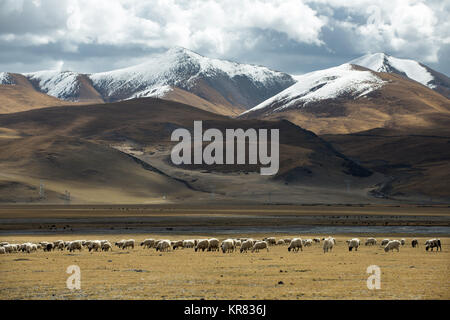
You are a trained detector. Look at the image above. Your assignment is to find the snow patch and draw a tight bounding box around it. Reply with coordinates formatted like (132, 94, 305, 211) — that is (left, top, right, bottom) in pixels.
(24, 70, 80, 101)
(0, 72, 14, 85)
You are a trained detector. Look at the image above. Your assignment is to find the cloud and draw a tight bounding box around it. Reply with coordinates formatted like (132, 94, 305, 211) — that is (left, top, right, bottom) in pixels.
(0, 0, 448, 75)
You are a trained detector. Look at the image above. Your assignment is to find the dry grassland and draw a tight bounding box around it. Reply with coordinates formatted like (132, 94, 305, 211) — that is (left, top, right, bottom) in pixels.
(0, 234, 448, 300)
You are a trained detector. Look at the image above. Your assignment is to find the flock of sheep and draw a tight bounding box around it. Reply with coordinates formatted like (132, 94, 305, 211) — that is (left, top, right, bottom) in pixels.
(0, 236, 443, 255)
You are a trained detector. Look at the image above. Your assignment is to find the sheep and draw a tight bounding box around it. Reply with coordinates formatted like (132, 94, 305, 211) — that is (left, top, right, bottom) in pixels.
(411, 239, 419, 248)
(24, 243, 37, 253)
(68, 240, 83, 252)
(172, 240, 184, 250)
(3, 245, 13, 253)
(0, 242, 9, 246)
(195, 239, 209, 252)
(425, 239, 442, 252)
(381, 239, 390, 246)
(365, 238, 377, 246)
(53, 240, 64, 250)
(234, 239, 241, 247)
(240, 240, 253, 253)
(276, 239, 285, 245)
(323, 237, 334, 253)
(251, 241, 269, 253)
(221, 239, 235, 253)
(313, 238, 321, 244)
(263, 237, 276, 246)
(43, 243, 54, 252)
(121, 239, 135, 250)
(140, 239, 155, 249)
(303, 239, 313, 247)
(400, 239, 406, 246)
(347, 238, 360, 252)
(102, 242, 112, 252)
(0, 247, 5, 254)
(288, 238, 303, 252)
(384, 240, 401, 252)
(115, 239, 126, 249)
(207, 238, 220, 252)
(156, 240, 171, 252)
(283, 238, 292, 244)
(183, 240, 195, 249)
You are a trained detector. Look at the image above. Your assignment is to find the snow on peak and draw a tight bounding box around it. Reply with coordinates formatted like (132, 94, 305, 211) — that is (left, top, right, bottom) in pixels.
(350, 53, 435, 88)
(89, 47, 291, 100)
(24, 70, 81, 101)
(0, 72, 14, 85)
(243, 64, 386, 115)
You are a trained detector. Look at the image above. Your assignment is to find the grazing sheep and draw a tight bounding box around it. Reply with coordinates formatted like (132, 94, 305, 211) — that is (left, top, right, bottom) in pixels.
(234, 240, 241, 247)
(195, 239, 209, 252)
(207, 238, 220, 252)
(156, 240, 171, 252)
(240, 240, 253, 253)
(115, 240, 125, 249)
(288, 238, 303, 252)
(323, 237, 334, 253)
(221, 239, 235, 253)
(68, 240, 83, 252)
(121, 239, 135, 250)
(102, 242, 112, 252)
(140, 239, 155, 249)
(183, 240, 195, 249)
(313, 238, 321, 244)
(411, 239, 419, 248)
(425, 239, 442, 252)
(0, 242, 9, 246)
(400, 239, 406, 246)
(347, 238, 360, 252)
(384, 240, 401, 252)
(263, 237, 276, 246)
(365, 238, 377, 246)
(381, 239, 390, 246)
(303, 239, 313, 247)
(251, 241, 269, 253)
(0, 247, 5, 254)
(276, 239, 285, 245)
(43, 243, 54, 252)
(283, 238, 292, 244)
(172, 240, 184, 250)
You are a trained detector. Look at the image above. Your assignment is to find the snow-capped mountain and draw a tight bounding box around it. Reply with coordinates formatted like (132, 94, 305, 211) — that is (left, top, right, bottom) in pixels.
(90, 47, 294, 103)
(240, 63, 450, 134)
(242, 63, 386, 116)
(1, 48, 295, 114)
(350, 53, 450, 98)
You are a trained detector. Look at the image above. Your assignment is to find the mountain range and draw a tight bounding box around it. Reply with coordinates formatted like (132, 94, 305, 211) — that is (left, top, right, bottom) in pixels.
(0, 49, 449, 203)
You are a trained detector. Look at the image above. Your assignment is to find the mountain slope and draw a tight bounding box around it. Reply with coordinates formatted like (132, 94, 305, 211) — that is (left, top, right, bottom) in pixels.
(240, 64, 450, 134)
(0, 98, 381, 204)
(350, 53, 450, 98)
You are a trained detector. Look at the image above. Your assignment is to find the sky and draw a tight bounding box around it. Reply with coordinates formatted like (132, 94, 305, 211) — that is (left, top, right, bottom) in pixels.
(0, 0, 449, 76)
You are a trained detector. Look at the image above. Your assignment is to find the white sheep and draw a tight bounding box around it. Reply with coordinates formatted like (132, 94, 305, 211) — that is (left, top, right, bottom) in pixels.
(303, 239, 313, 247)
(156, 240, 171, 252)
(288, 238, 303, 252)
(323, 237, 334, 253)
(240, 240, 253, 253)
(263, 237, 276, 246)
(183, 240, 195, 248)
(384, 240, 401, 252)
(140, 239, 155, 249)
(68, 240, 83, 252)
(276, 239, 285, 245)
(172, 240, 184, 250)
(347, 238, 360, 252)
(102, 242, 112, 252)
(221, 239, 235, 253)
(365, 238, 377, 246)
(121, 239, 135, 250)
(251, 241, 269, 253)
(0, 247, 5, 254)
(380, 239, 390, 246)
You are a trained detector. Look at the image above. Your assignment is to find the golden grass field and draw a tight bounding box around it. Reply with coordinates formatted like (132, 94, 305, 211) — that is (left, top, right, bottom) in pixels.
(0, 234, 448, 300)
